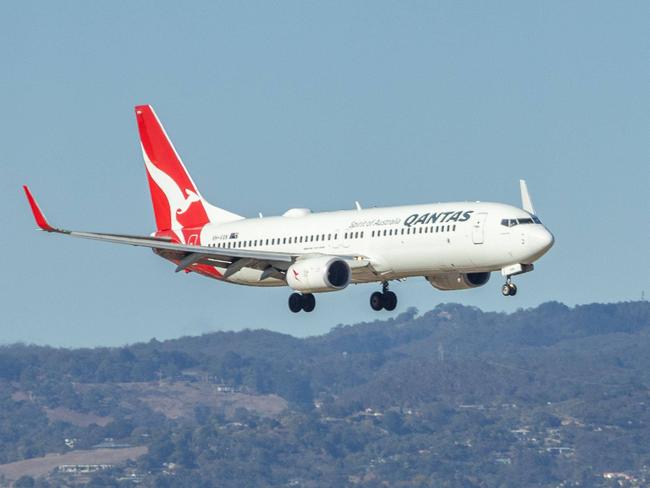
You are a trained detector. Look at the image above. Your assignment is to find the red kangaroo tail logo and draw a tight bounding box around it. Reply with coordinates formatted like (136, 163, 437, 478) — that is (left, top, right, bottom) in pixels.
(135, 105, 209, 236)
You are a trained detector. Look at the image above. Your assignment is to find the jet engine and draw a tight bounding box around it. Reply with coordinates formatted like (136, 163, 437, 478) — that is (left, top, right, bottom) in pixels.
(426, 272, 491, 291)
(286, 257, 351, 293)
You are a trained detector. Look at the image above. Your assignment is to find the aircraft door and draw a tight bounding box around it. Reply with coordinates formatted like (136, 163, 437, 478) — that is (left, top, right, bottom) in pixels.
(472, 213, 487, 244)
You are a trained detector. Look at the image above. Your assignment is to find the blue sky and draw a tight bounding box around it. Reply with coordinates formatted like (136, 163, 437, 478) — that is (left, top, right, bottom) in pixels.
(1, 2, 648, 347)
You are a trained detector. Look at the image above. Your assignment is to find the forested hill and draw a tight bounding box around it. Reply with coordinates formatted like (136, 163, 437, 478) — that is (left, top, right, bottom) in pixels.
(1, 301, 650, 487)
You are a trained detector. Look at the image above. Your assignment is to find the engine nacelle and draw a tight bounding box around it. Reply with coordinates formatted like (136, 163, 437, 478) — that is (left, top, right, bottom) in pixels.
(286, 257, 351, 293)
(426, 272, 491, 291)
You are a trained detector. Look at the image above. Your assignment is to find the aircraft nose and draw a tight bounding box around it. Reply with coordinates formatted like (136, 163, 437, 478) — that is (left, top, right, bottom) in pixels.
(527, 226, 555, 257)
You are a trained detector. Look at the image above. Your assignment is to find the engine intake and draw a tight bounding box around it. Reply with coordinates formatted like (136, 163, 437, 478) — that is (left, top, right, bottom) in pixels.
(286, 257, 351, 293)
(426, 272, 491, 291)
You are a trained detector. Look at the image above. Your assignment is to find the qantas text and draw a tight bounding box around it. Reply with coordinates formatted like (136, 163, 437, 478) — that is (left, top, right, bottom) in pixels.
(403, 210, 474, 227)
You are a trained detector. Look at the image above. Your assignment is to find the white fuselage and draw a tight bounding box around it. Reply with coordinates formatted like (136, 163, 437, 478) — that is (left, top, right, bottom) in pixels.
(188, 201, 554, 287)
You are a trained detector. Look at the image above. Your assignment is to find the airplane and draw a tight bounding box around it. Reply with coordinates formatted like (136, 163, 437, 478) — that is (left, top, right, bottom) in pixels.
(24, 105, 554, 313)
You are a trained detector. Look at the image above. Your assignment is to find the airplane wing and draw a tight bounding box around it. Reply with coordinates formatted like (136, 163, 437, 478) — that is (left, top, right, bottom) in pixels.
(23, 186, 374, 279)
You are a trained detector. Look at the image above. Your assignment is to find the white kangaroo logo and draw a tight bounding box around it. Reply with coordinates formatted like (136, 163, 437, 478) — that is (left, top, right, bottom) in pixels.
(142, 146, 202, 242)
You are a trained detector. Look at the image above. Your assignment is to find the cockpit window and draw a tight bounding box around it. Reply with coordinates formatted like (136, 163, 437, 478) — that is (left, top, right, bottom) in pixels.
(501, 216, 542, 227)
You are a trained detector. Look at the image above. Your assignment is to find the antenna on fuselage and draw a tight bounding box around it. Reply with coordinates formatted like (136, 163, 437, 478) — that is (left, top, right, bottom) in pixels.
(519, 180, 536, 215)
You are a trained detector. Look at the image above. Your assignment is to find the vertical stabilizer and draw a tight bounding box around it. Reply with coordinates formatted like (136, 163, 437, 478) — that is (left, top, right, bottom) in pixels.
(519, 179, 536, 215)
(135, 105, 242, 234)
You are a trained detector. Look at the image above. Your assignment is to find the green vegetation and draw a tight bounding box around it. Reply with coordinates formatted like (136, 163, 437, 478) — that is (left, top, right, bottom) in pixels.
(1, 301, 649, 487)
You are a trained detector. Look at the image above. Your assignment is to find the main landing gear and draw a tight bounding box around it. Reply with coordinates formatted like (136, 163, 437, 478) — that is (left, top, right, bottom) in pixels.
(289, 292, 316, 313)
(370, 281, 397, 311)
(501, 277, 518, 296)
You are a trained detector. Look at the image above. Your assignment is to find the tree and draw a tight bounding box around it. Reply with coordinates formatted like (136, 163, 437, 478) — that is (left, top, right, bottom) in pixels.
(14, 476, 35, 488)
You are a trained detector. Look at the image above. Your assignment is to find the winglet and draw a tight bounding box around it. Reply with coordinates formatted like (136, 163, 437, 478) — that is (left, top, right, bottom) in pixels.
(23, 185, 55, 231)
(519, 180, 536, 215)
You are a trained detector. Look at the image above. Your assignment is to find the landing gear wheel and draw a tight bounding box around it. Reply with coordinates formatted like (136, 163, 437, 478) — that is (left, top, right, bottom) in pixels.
(383, 291, 397, 311)
(371, 282, 398, 311)
(301, 293, 316, 312)
(370, 291, 384, 311)
(501, 281, 517, 296)
(289, 293, 303, 313)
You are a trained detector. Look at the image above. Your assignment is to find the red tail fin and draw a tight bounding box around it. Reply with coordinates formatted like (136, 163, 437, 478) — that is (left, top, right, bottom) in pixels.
(135, 105, 210, 232)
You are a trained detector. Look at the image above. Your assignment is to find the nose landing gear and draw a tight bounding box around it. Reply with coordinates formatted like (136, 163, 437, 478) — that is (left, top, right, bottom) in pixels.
(501, 278, 517, 296)
(370, 281, 398, 311)
(289, 292, 316, 313)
